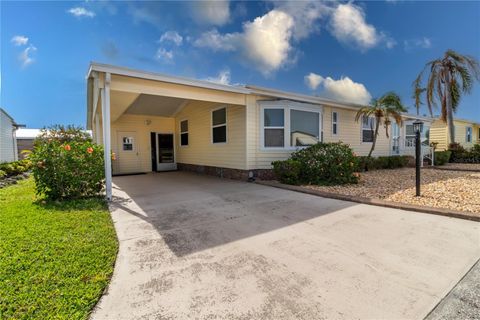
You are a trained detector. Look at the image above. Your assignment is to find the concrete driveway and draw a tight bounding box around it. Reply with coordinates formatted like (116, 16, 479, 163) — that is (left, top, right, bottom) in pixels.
(91, 172, 480, 320)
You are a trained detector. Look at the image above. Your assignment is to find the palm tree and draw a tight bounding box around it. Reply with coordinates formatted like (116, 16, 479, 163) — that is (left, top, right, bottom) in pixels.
(355, 92, 407, 159)
(413, 50, 480, 143)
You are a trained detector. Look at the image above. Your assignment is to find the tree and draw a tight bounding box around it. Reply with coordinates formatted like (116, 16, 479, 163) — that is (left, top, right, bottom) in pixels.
(413, 50, 480, 143)
(355, 92, 407, 159)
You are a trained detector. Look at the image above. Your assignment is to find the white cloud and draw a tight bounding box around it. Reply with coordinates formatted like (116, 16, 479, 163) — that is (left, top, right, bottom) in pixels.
(404, 37, 432, 51)
(190, 0, 230, 26)
(68, 7, 96, 18)
(155, 48, 173, 61)
(194, 10, 295, 76)
(330, 3, 380, 50)
(19, 45, 37, 68)
(159, 31, 183, 46)
(305, 73, 372, 104)
(272, 0, 330, 40)
(11, 35, 28, 46)
(205, 69, 231, 85)
(304, 72, 323, 90)
(385, 38, 397, 49)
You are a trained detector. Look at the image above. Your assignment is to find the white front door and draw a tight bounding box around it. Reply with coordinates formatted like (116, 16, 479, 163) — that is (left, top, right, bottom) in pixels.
(116, 131, 141, 174)
(156, 133, 177, 171)
(392, 123, 400, 155)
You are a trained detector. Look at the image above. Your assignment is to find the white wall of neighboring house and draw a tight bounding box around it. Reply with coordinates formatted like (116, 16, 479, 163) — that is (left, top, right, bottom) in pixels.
(0, 108, 19, 163)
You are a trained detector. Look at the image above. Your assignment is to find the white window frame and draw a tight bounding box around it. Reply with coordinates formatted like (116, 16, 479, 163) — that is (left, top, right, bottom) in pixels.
(361, 115, 375, 144)
(122, 136, 135, 152)
(211, 106, 227, 144)
(179, 119, 189, 147)
(466, 126, 472, 143)
(259, 100, 323, 151)
(332, 111, 338, 135)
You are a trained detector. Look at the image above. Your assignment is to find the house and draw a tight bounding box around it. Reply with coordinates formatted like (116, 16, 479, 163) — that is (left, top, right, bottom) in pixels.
(430, 117, 480, 151)
(16, 128, 41, 159)
(86, 63, 433, 199)
(0, 108, 24, 163)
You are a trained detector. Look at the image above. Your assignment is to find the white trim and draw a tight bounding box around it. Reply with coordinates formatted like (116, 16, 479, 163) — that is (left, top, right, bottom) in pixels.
(102, 72, 112, 201)
(179, 119, 189, 147)
(332, 111, 338, 136)
(87, 62, 250, 94)
(259, 100, 322, 151)
(211, 106, 228, 144)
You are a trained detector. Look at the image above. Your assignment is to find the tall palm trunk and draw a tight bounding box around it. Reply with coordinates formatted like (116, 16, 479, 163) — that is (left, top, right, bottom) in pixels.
(367, 117, 380, 158)
(444, 71, 455, 144)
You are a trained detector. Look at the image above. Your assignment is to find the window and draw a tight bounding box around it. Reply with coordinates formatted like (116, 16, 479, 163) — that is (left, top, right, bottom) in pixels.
(405, 124, 415, 146)
(290, 109, 319, 146)
(466, 127, 472, 143)
(361, 116, 375, 143)
(212, 107, 227, 143)
(122, 137, 134, 151)
(264, 108, 285, 147)
(332, 111, 338, 135)
(180, 120, 188, 146)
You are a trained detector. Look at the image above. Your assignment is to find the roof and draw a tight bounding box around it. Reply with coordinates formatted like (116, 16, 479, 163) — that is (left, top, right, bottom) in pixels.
(0, 108, 25, 127)
(86, 62, 435, 128)
(433, 116, 480, 126)
(16, 128, 42, 139)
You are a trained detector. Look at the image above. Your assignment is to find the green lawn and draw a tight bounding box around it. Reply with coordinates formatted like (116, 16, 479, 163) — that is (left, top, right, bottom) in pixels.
(0, 178, 118, 320)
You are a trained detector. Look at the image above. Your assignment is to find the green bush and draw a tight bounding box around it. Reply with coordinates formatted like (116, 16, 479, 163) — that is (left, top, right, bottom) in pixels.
(29, 125, 105, 200)
(356, 155, 409, 171)
(434, 151, 452, 165)
(272, 159, 302, 185)
(0, 170, 6, 179)
(0, 159, 32, 176)
(286, 142, 359, 185)
(448, 143, 480, 163)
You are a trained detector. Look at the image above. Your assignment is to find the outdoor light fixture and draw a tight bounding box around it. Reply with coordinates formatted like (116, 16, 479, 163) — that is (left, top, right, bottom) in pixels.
(413, 120, 424, 197)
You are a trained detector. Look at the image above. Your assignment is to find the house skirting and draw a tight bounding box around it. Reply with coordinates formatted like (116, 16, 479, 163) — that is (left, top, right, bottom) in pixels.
(177, 163, 275, 181)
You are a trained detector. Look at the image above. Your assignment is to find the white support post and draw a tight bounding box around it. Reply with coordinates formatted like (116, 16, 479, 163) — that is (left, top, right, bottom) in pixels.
(101, 73, 112, 201)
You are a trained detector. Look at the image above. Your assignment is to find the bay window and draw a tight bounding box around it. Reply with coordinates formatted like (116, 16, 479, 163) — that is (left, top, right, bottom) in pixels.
(260, 101, 322, 149)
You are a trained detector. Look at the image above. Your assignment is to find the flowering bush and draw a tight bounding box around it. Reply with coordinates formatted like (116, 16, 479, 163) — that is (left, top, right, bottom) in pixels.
(30, 125, 104, 199)
(273, 142, 359, 185)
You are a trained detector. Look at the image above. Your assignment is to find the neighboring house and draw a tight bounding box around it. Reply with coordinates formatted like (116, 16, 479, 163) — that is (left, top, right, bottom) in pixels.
(430, 118, 480, 150)
(16, 128, 41, 159)
(0, 108, 24, 163)
(85, 63, 433, 199)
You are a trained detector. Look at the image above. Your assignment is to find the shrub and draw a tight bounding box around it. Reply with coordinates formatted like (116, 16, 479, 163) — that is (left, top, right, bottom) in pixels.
(272, 159, 302, 185)
(0, 159, 33, 176)
(30, 125, 104, 200)
(434, 151, 452, 165)
(356, 155, 409, 171)
(288, 142, 359, 185)
(448, 143, 480, 163)
(0, 170, 6, 179)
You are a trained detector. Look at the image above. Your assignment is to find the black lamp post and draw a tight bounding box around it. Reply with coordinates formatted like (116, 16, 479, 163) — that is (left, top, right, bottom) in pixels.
(413, 120, 424, 197)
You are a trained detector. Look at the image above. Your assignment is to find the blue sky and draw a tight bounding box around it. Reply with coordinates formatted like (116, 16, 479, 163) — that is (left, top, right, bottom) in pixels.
(2, 0, 480, 128)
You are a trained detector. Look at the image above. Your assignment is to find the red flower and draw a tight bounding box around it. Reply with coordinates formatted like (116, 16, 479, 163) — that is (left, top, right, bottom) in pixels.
(86, 147, 94, 154)
(64, 144, 71, 151)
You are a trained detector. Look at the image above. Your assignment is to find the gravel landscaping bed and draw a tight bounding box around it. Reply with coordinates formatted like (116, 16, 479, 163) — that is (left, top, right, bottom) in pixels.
(437, 163, 480, 171)
(304, 168, 480, 214)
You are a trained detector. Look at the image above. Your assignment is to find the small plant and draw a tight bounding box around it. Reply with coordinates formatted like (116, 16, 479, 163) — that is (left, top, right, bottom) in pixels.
(434, 151, 452, 165)
(356, 155, 409, 171)
(275, 142, 359, 185)
(0, 170, 6, 179)
(29, 125, 105, 200)
(272, 159, 302, 185)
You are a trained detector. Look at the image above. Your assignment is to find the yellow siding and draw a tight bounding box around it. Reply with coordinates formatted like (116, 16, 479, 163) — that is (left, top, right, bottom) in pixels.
(111, 114, 175, 174)
(248, 101, 393, 170)
(175, 100, 247, 170)
(323, 106, 391, 157)
(429, 120, 448, 150)
(453, 120, 476, 149)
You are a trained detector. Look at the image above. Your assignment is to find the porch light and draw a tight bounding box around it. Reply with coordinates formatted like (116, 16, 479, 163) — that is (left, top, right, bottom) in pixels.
(413, 120, 423, 134)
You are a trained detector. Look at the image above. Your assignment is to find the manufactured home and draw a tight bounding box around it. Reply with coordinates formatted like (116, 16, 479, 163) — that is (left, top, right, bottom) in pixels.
(0, 108, 23, 163)
(430, 118, 480, 151)
(86, 63, 433, 199)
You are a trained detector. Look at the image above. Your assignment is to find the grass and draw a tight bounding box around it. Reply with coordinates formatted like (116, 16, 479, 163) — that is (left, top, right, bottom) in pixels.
(0, 178, 118, 320)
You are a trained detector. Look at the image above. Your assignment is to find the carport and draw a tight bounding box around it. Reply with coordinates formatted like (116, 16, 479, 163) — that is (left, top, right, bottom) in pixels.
(91, 172, 480, 319)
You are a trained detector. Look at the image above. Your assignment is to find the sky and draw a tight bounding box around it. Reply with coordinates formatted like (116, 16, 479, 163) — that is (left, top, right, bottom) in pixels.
(2, 0, 480, 129)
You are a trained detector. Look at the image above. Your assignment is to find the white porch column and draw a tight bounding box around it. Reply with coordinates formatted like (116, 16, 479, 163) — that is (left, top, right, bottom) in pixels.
(101, 73, 112, 201)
